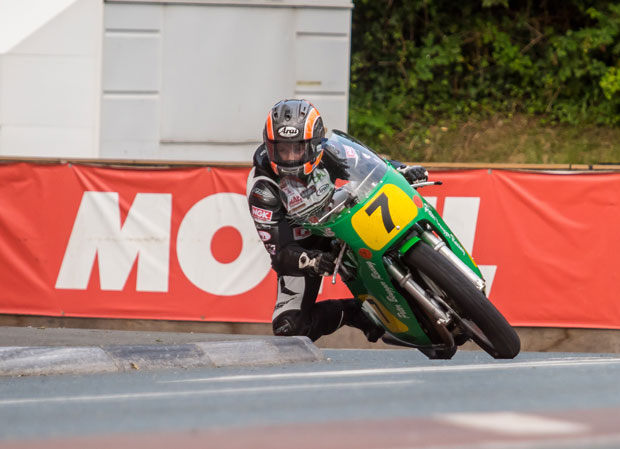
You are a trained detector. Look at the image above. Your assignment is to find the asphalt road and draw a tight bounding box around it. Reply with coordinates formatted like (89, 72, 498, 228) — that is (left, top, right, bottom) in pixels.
(1, 349, 620, 448)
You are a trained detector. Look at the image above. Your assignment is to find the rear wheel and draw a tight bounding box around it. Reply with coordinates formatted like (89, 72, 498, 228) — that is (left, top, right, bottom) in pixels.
(403, 242, 520, 359)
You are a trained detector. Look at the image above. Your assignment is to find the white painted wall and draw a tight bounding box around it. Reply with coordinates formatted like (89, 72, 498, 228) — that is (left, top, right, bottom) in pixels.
(0, 0, 103, 158)
(0, 0, 352, 162)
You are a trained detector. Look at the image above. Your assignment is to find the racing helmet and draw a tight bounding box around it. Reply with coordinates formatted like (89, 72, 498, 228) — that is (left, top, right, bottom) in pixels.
(263, 99, 325, 177)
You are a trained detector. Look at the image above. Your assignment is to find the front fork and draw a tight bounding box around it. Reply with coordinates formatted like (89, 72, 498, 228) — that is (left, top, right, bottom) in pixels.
(381, 227, 486, 348)
(418, 228, 486, 292)
(383, 255, 455, 348)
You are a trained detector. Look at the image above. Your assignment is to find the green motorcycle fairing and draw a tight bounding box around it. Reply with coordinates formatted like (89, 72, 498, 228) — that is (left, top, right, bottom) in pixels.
(301, 130, 483, 346)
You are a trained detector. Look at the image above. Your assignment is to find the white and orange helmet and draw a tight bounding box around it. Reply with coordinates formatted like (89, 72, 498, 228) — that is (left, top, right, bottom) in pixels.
(263, 99, 326, 177)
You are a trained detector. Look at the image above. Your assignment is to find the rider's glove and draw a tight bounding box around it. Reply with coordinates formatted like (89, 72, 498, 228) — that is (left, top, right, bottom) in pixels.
(298, 250, 336, 276)
(399, 165, 428, 184)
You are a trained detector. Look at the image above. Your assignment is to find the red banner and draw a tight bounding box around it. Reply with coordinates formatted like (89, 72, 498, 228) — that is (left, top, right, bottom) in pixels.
(0, 162, 618, 329)
(421, 169, 620, 329)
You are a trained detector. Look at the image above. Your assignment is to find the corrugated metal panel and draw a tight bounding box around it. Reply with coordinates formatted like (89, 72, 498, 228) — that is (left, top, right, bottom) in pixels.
(100, 3, 163, 158)
(101, 0, 352, 162)
(106, 0, 352, 8)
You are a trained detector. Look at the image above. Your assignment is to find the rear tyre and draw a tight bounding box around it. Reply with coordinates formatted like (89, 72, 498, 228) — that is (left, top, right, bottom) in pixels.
(404, 242, 520, 359)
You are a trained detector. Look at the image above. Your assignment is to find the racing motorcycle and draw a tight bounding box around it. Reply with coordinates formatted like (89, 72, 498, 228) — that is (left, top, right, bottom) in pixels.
(300, 130, 520, 359)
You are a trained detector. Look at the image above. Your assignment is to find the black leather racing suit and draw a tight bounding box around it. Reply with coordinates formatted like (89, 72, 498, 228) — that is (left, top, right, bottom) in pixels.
(246, 143, 384, 342)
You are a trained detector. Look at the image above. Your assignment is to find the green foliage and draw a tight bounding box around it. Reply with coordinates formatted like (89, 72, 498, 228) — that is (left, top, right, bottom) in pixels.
(601, 67, 620, 100)
(349, 0, 620, 156)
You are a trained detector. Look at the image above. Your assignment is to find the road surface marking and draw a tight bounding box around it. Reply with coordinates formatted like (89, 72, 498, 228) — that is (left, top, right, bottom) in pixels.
(0, 379, 417, 406)
(159, 357, 620, 384)
(437, 411, 590, 435)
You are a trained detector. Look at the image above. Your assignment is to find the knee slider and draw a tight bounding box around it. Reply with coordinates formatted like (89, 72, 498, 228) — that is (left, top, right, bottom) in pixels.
(272, 311, 309, 337)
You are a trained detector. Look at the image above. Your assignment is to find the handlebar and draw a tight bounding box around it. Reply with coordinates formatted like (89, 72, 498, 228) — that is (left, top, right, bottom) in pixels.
(412, 181, 443, 188)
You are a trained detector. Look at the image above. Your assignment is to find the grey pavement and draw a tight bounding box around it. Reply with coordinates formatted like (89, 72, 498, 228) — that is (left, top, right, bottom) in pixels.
(0, 326, 324, 377)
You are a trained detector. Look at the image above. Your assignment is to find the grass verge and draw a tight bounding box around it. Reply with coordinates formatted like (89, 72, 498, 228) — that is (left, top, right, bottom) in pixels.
(380, 115, 620, 165)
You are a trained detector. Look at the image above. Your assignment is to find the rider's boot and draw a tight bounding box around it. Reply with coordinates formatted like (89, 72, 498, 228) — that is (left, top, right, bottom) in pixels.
(342, 299, 385, 343)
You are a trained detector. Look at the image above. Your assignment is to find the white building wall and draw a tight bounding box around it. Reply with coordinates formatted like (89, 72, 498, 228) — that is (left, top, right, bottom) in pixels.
(0, 0, 103, 158)
(0, 0, 352, 162)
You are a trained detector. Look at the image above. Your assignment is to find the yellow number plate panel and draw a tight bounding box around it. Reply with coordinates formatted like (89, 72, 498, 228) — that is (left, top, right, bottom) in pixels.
(351, 184, 418, 250)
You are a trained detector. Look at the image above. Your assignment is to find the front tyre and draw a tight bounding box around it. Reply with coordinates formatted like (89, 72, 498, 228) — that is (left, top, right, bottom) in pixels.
(404, 242, 520, 359)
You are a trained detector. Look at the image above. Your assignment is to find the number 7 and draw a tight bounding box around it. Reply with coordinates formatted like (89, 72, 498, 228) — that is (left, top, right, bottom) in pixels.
(365, 192, 395, 233)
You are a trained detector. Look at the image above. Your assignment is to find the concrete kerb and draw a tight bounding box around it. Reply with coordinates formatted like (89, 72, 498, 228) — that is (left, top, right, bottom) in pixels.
(0, 336, 324, 377)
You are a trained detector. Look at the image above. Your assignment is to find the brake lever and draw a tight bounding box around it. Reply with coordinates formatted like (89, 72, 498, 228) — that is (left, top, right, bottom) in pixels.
(331, 241, 348, 285)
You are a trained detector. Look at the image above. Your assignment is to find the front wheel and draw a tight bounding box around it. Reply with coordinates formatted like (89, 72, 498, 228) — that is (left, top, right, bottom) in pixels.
(404, 242, 520, 359)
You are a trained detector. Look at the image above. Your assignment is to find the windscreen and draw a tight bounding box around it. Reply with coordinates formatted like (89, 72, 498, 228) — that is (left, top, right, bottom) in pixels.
(313, 131, 388, 225)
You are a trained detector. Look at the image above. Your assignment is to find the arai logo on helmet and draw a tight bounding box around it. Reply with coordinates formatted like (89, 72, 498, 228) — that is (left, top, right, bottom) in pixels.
(277, 126, 299, 138)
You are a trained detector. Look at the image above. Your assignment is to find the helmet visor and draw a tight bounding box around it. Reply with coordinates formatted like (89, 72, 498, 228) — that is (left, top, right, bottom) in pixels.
(271, 140, 312, 168)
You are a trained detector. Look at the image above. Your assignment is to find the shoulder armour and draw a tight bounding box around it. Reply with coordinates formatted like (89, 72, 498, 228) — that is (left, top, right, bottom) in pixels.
(249, 179, 280, 208)
(247, 170, 284, 224)
(253, 144, 274, 177)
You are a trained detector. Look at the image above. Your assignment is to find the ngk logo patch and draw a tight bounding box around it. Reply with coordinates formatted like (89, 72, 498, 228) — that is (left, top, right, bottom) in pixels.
(251, 206, 273, 222)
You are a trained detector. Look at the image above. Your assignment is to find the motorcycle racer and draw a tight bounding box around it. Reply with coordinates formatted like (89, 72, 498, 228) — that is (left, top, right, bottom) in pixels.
(246, 99, 428, 342)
